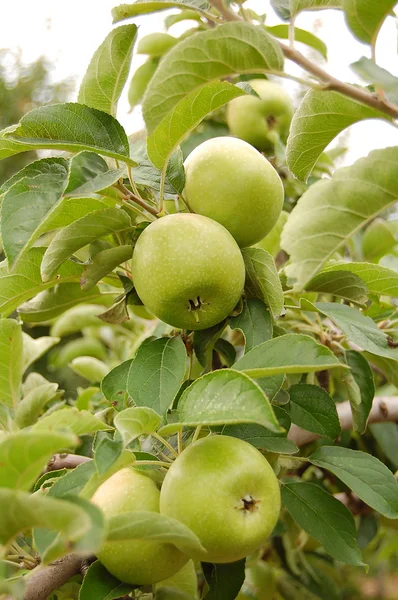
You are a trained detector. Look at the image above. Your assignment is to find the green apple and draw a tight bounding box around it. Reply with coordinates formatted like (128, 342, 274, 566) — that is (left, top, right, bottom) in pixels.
(226, 79, 294, 151)
(92, 468, 188, 585)
(245, 562, 277, 600)
(131, 213, 245, 330)
(184, 137, 284, 247)
(160, 435, 281, 563)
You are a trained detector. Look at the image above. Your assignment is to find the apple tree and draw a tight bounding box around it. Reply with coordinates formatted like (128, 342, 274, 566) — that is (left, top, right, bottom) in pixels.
(0, 0, 398, 598)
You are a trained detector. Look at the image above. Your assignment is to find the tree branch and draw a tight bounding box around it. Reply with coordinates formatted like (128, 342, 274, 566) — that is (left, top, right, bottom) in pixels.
(46, 454, 91, 472)
(208, 0, 398, 120)
(23, 554, 86, 600)
(289, 396, 398, 446)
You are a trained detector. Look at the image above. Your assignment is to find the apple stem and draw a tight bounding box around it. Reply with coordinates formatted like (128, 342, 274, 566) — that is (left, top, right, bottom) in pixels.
(177, 429, 183, 454)
(135, 460, 171, 468)
(152, 432, 179, 459)
(191, 425, 202, 444)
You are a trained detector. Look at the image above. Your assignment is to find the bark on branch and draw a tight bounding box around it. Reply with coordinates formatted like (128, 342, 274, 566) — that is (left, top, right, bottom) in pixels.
(289, 396, 398, 446)
(23, 554, 85, 600)
(46, 453, 91, 472)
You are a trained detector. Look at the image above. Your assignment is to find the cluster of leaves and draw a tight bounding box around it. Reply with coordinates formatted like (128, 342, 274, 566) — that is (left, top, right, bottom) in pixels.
(0, 0, 398, 598)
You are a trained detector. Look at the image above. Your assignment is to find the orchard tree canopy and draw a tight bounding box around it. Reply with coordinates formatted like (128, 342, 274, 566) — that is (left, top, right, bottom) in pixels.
(0, 1, 398, 599)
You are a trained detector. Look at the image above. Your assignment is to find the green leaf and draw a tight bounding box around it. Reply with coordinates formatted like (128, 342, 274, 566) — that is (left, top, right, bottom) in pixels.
(0, 431, 77, 490)
(0, 155, 66, 195)
(112, 0, 210, 21)
(286, 90, 388, 182)
(39, 196, 109, 230)
(0, 124, 37, 162)
(127, 337, 187, 416)
(41, 207, 132, 281)
(78, 25, 138, 116)
(114, 407, 162, 445)
(101, 359, 132, 406)
(166, 148, 186, 195)
(1, 158, 70, 268)
(33, 407, 112, 436)
(306, 270, 368, 305)
(147, 81, 250, 169)
(165, 9, 202, 28)
(233, 333, 344, 378)
(287, 384, 341, 439)
(158, 369, 281, 436)
(241, 248, 284, 321)
(193, 321, 227, 368)
(320, 261, 398, 297)
(265, 24, 327, 58)
(0, 489, 93, 552)
(370, 423, 398, 470)
(51, 304, 105, 337)
(128, 58, 159, 110)
(230, 299, 272, 352)
(281, 482, 364, 566)
(79, 560, 135, 600)
(345, 350, 375, 433)
(94, 435, 123, 476)
(143, 22, 284, 132)
(106, 510, 206, 555)
(5, 103, 134, 165)
(15, 382, 60, 428)
(80, 245, 133, 291)
(309, 446, 398, 518)
(0, 319, 23, 408)
(22, 332, 60, 372)
(138, 32, 177, 57)
(65, 152, 125, 196)
(255, 210, 288, 258)
(271, 0, 343, 19)
(202, 560, 246, 600)
(70, 357, 111, 382)
(50, 460, 97, 498)
(343, 0, 397, 43)
(282, 147, 398, 288)
(311, 301, 398, 361)
(222, 423, 298, 454)
(351, 57, 398, 102)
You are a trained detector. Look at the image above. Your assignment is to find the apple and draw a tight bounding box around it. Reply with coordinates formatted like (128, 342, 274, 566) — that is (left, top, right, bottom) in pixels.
(226, 79, 294, 151)
(92, 467, 188, 585)
(131, 213, 245, 330)
(160, 435, 281, 563)
(183, 137, 284, 247)
(245, 562, 277, 600)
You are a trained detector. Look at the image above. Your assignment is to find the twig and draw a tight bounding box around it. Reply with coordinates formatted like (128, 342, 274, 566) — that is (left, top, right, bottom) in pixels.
(289, 396, 398, 446)
(23, 554, 86, 600)
(46, 454, 91, 472)
(208, 0, 398, 120)
(115, 181, 159, 217)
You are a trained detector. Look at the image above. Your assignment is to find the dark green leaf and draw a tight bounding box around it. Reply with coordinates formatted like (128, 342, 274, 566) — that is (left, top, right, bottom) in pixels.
(345, 350, 375, 434)
(202, 560, 246, 600)
(287, 384, 341, 439)
(222, 423, 298, 454)
(242, 248, 284, 321)
(194, 321, 227, 368)
(79, 560, 135, 600)
(306, 270, 368, 305)
(101, 359, 132, 407)
(65, 151, 125, 196)
(321, 261, 398, 298)
(369, 423, 398, 470)
(80, 245, 133, 291)
(230, 299, 273, 352)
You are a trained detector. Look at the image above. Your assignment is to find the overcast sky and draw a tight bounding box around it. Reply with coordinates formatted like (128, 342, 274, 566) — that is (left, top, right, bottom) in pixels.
(1, 0, 397, 165)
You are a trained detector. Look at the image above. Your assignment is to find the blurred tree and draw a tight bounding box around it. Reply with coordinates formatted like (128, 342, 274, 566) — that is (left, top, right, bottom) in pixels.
(0, 49, 74, 184)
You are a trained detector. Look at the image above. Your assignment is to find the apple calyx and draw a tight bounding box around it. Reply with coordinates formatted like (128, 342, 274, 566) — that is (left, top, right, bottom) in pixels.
(239, 494, 260, 514)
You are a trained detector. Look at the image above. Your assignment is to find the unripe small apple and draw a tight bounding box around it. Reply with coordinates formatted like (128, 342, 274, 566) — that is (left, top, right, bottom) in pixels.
(160, 435, 281, 563)
(92, 468, 188, 585)
(184, 137, 284, 247)
(227, 79, 294, 151)
(131, 213, 245, 330)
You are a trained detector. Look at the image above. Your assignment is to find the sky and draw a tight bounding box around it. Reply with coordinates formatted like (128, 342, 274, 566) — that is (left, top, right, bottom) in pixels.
(1, 0, 398, 166)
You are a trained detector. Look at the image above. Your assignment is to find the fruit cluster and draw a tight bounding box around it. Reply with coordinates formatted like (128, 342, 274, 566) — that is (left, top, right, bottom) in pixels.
(132, 80, 290, 331)
(93, 435, 281, 585)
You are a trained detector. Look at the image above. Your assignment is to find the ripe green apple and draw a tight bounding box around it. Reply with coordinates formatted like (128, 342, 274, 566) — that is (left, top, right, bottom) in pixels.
(184, 137, 284, 247)
(226, 79, 294, 151)
(131, 213, 245, 330)
(160, 435, 281, 563)
(92, 468, 188, 585)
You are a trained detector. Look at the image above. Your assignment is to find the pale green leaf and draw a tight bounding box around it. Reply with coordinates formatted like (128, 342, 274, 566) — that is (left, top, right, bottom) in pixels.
(79, 560, 134, 600)
(112, 0, 210, 21)
(1, 158, 70, 268)
(101, 359, 132, 405)
(0, 430, 77, 490)
(343, 0, 397, 43)
(233, 333, 344, 378)
(65, 152, 125, 196)
(281, 482, 364, 566)
(321, 262, 398, 297)
(70, 357, 111, 383)
(137, 32, 177, 57)
(5, 103, 134, 165)
(127, 337, 187, 416)
(33, 407, 112, 435)
(158, 369, 281, 436)
(286, 90, 388, 182)
(80, 245, 133, 291)
(15, 383, 60, 428)
(242, 248, 284, 321)
(287, 384, 341, 439)
(282, 147, 398, 288)
(0, 319, 23, 408)
(39, 196, 109, 231)
(306, 270, 368, 304)
(78, 25, 138, 116)
(230, 298, 272, 352)
(143, 22, 284, 132)
(309, 446, 398, 518)
(271, 0, 343, 19)
(147, 81, 250, 169)
(370, 423, 398, 469)
(351, 57, 398, 102)
(106, 510, 206, 555)
(51, 304, 105, 337)
(114, 407, 162, 445)
(128, 58, 159, 110)
(265, 24, 327, 58)
(41, 207, 132, 281)
(22, 332, 60, 372)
